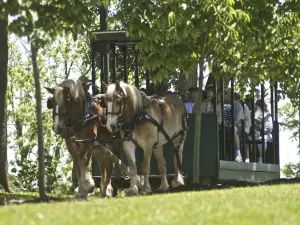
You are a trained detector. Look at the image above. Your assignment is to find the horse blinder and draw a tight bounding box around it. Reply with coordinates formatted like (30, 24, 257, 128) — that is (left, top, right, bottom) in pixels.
(47, 97, 53, 109)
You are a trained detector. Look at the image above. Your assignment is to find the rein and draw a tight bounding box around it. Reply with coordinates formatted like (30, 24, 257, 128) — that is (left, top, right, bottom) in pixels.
(48, 91, 99, 142)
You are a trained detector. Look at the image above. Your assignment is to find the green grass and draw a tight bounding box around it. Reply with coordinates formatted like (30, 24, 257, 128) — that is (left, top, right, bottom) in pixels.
(0, 184, 300, 225)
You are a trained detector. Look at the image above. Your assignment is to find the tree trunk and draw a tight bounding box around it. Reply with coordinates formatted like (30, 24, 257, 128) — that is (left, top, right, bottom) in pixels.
(0, 16, 11, 193)
(30, 43, 47, 199)
(192, 33, 206, 183)
(178, 66, 198, 94)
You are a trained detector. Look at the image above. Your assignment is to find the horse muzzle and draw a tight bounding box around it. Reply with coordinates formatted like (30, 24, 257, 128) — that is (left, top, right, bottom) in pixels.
(106, 124, 119, 134)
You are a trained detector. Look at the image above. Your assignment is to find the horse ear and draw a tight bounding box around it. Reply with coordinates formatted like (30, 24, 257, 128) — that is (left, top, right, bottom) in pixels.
(45, 87, 54, 95)
(115, 81, 121, 91)
(101, 81, 108, 92)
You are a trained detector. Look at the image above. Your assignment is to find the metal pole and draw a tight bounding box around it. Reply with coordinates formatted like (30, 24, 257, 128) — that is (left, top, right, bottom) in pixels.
(99, 6, 107, 31)
(104, 44, 110, 85)
(111, 44, 117, 83)
(134, 51, 139, 88)
(230, 79, 235, 160)
(214, 79, 220, 179)
(251, 90, 256, 162)
(91, 44, 96, 95)
(146, 69, 150, 90)
(270, 84, 275, 163)
(274, 82, 279, 165)
(261, 83, 265, 163)
(220, 79, 225, 160)
(123, 46, 128, 83)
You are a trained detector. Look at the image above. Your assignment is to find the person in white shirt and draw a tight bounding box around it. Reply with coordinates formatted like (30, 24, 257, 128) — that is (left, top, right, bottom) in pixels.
(223, 88, 244, 162)
(234, 93, 252, 163)
(254, 100, 273, 163)
(201, 84, 222, 126)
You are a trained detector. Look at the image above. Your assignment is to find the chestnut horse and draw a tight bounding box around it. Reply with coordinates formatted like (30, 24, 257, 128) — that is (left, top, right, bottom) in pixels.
(102, 81, 187, 196)
(45, 79, 117, 198)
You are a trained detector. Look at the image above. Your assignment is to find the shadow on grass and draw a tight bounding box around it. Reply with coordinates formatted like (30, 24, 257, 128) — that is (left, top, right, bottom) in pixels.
(2, 177, 300, 206)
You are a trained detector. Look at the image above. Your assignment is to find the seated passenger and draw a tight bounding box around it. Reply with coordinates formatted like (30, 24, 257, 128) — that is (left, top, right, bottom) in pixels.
(184, 86, 198, 114)
(223, 87, 244, 162)
(254, 100, 273, 163)
(234, 93, 252, 163)
(184, 93, 195, 114)
(201, 84, 222, 125)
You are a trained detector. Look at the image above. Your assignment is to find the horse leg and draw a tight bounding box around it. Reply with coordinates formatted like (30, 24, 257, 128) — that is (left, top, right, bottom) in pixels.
(76, 144, 95, 194)
(171, 139, 185, 188)
(123, 141, 139, 196)
(66, 142, 88, 199)
(140, 147, 152, 195)
(153, 146, 169, 192)
(104, 151, 115, 197)
(92, 144, 114, 198)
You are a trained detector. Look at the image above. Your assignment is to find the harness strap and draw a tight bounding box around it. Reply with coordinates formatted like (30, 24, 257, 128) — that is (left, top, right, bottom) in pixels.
(121, 95, 187, 173)
(125, 111, 183, 172)
(65, 91, 101, 140)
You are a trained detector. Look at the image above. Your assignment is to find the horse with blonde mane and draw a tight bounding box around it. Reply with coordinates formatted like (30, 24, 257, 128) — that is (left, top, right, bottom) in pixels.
(45, 78, 118, 198)
(102, 81, 187, 196)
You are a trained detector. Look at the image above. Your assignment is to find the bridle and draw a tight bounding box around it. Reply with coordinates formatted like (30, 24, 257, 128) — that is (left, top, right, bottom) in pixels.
(47, 92, 89, 134)
(47, 94, 73, 126)
(101, 88, 127, 128)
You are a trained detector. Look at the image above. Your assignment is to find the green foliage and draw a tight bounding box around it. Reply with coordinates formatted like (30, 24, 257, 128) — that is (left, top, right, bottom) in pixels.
(114, 0, 300, 103)
(282, 163, 300, 178)
(6, 34, 91, 194)
(1, 0, 104, 46)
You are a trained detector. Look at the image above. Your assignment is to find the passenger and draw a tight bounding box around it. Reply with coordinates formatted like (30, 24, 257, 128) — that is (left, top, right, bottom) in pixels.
(78, 75, 92, 91)
(234, 93, 252, 163)
(245, 94, 253, 111)
(156, 82, 167, 94)
(78, 75, 101, 95)
(184, 93, 195, 114)
(201, 84, 222, 126)
(223, 87, 244, 162)
(184, 86, 198, 114)
(254, 100, 273, 163)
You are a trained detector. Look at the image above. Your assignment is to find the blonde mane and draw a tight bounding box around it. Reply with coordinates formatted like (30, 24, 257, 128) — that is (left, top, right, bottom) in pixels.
(55, 79, 85, 106)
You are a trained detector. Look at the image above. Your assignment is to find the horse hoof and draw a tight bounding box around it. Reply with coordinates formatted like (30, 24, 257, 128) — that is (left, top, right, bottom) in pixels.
(82, 179, 95, 194)
(125, 186, 139, 197)
(100, 185, 114, 198)
(157, 185, 169, 193)
(171, 177, 184, 189)
(75, 192, 88, 200)
(140, 187, 152, 195)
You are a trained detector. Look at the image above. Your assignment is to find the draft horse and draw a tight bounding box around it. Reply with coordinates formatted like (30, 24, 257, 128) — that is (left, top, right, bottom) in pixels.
(45, 78, 117, 199)
(102, 81, 188, 196)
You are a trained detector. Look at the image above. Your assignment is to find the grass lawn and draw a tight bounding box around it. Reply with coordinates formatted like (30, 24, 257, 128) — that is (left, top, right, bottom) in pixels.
(0, 184, 299, 225)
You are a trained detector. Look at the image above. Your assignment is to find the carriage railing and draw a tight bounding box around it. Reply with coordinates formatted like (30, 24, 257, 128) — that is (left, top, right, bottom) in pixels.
(91, 29, 280, 165)
(212, 79, 279, 165)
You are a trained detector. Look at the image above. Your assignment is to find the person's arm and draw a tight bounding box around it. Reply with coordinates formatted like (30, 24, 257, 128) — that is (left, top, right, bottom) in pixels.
(264, 114, 273, 134)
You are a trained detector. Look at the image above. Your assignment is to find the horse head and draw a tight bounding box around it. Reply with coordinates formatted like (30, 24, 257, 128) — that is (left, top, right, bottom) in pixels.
(103, 81, 143, 133)
(45, 79, 85, 136)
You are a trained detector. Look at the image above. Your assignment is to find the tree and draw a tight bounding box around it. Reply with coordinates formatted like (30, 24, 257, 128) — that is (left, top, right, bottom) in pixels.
(6, 34, 89, 194)
(0, 0, 106, 198)
(0, 14, 11, 192)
